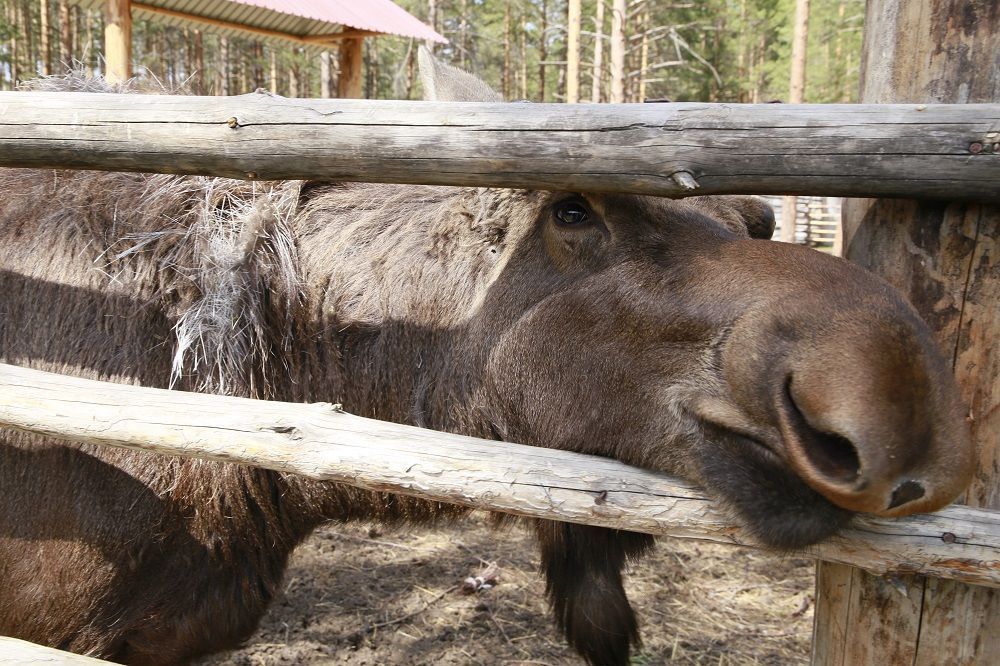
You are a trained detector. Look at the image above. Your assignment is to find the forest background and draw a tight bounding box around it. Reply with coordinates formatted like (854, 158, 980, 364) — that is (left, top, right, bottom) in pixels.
(0, 1, 863, 104)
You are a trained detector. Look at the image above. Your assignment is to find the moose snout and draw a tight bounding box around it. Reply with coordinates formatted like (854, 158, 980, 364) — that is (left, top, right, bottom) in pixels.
(774, 332, 973, 517)
(713, 243, 974, 521)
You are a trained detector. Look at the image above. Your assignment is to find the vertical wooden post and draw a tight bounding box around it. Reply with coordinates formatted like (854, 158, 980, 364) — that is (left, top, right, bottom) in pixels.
(812, 1, 1000, 664)
(103, 0, 131, 83)
(337, 37, 363, 99)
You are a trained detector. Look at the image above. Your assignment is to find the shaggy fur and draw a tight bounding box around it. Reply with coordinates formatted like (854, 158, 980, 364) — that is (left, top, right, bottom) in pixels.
(0, 70, 972, 666)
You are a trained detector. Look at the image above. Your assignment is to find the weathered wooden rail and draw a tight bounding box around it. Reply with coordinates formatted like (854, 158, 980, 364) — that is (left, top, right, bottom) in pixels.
(2, 362, 998, 589)
(0, 637, 113, 664)
(0, 92, 998, 200)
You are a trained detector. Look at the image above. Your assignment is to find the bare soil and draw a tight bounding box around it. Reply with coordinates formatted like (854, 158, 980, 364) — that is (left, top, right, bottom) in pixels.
(200, 516, 813, 665)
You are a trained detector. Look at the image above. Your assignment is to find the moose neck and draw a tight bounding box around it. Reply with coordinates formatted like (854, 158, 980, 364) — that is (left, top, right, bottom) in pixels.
(268, 184, 510, 534)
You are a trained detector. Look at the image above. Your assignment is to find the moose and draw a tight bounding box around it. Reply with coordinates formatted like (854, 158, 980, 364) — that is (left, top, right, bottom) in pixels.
(0, 55, 974, 666)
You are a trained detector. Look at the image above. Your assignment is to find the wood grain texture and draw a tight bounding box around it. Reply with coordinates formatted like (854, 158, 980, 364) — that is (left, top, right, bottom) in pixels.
(815, 1, 1000, 664)
(0, 92, 998, 200)
(0, 637, 113, 663)
(1, 361, 999, 589)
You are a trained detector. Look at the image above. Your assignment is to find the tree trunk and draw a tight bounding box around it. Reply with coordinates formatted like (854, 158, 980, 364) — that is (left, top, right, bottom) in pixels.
(591, 0, 604, 103)
(193, 30, 203, 94)
(320, 51, 332, 98)
(519, 12, 527, 99)
(426, 0, 438, 52)
(538, 0, 547, 101)
(365, 40, 379, 100)
(288, 63, 298, 98)
(637, 3, 649, 103)
(609, 0, 625, 103)
(268, 48, 278, 95)
(459, 0, 468, 69)
(813, 1, 1000, 663)
(502, 1, 511, 99)
(566, 0, 581, 103)
(237, 39, 248, 94)
(7, 0, 18, 86)
(252, 41, 263, 90)
(39, 0, 50, 75)
(21, 0, 34, 83)
(753, 31, 767, 103)
(58, 0, 70, 67)
(737, 0, 748, 102)
(218, 36, 229, 95)
(85, 8, 95, 76)
(781, 0, 811, 244)
(789, 0, 810, 104)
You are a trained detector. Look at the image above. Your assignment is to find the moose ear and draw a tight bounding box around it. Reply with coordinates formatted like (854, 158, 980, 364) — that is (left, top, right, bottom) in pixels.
(687, 195, 776, 240)
(418, 46, 503, 102)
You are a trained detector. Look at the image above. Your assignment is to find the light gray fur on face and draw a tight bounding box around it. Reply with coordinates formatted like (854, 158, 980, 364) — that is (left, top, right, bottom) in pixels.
(418, 46, 503, 102)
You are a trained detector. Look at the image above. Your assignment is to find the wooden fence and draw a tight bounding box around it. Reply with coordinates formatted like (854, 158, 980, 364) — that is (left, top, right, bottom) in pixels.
(1, 362, 998, 589)
(0, 92, 998, 200)
(767, 196, 840, 249)
(1, 80, 998, 666)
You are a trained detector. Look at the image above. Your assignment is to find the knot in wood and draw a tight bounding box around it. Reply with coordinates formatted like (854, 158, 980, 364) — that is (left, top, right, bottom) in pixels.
(670, 170, 699, 191)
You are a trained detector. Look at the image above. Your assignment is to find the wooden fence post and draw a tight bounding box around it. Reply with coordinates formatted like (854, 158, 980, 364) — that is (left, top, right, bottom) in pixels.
(813, 1, 1000, 664)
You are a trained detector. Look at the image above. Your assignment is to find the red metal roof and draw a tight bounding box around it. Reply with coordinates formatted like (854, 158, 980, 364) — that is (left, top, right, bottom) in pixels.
(227, 0, 446, 42)
(70, 0, 446, 44)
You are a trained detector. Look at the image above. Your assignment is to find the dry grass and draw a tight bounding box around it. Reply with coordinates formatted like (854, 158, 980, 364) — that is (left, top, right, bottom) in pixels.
(200, 516, 813, 665)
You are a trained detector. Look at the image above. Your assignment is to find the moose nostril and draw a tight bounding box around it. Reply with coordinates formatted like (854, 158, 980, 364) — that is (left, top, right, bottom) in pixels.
(887, 480, 926, 510)
(784, 381, 862, 484)
(801, 429, 861, 483)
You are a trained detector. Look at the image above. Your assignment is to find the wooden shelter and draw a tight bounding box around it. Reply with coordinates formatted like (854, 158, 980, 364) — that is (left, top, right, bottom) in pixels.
(70, 0, 445, 96)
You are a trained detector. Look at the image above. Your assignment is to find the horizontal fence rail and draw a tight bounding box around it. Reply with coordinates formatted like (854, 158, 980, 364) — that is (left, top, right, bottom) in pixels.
(1, 362, 998, 588)
(0, 92, 998, 200)
(0, 637, 114, 664)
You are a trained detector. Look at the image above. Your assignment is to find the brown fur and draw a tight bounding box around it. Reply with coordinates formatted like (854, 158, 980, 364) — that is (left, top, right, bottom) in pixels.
(0, 70, 973, 666)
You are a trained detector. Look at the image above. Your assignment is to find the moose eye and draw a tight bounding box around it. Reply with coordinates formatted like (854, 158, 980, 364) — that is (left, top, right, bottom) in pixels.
(554, 200, 591, 227)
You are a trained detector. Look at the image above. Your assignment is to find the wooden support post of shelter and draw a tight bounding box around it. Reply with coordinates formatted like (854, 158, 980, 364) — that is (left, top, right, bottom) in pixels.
(813, 0, 1000, 663)
(76, 0, 446, 95)
(337, 36, 363, 99)
(103, 0, 131, 83)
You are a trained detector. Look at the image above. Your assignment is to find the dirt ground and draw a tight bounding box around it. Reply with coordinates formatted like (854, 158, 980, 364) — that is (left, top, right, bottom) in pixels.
(200, 516, 814, 666)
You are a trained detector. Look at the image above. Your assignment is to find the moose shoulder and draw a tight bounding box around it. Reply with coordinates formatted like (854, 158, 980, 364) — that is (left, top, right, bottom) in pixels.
(0, 59, 973, 666)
